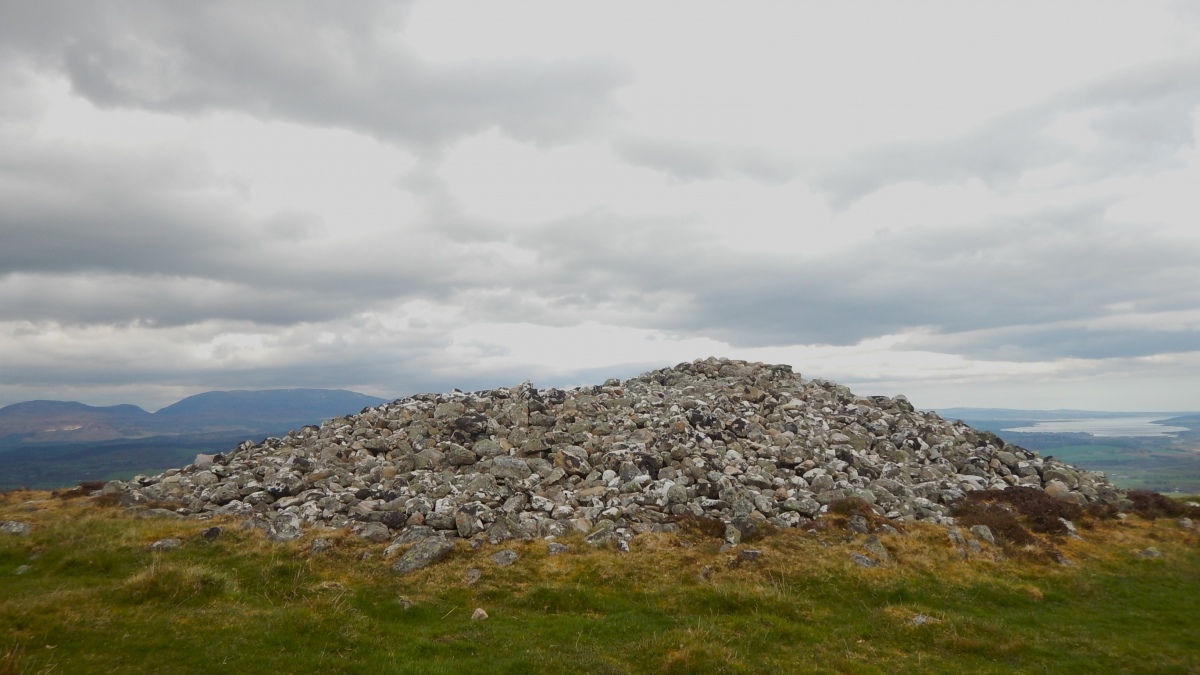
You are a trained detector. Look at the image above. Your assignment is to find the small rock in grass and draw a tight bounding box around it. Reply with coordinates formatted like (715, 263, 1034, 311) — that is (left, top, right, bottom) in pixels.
(466, 568, 482, 585)
(615, 538, 630, 553)
(1, 521, 31, 536)
(490, 549, 518, 567)
(967, 540, 983, 554)
(968, 524, 995, 546)
(471, 608, 489, 621)
(863, 536, 889, 562)
(392, 537, 456, 575)
(848, 515, 870, 534)
(310, 538, 332, 554)
(398, 596, 413, 609)
(150, 538, 182, 551)
(738, 549, 762, 561)
(15, 565, 31, 575)
(547, 542, 570, 556)
(1137, 547, 1161, 559)
(1179, 518, 1195, 530)
(910, 614, 939, 626)
(947, 528, 965, 545)
(851, 553, 879, 568)
(201, 526, 222, 541)
(585, 522, 615, 546)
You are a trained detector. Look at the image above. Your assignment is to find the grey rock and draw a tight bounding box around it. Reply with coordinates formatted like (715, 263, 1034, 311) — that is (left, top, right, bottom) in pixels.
(490, 456, 532, 480)
(1043, 480, 1071, 500)
(1137, 547, 1161, 559)
(466, 568, 482, 585)
(392, 537, 457, 574)
(1, 521, 31, 536)
(862, 536, 889, 562)
(455, 506, 485, 538)
(471, 608, 489, 621)
(426, 513, 456, 530)
(150, 538, 182, 551)
(968, 524, 995, 546)
(445, 444, 479, 466)
(391, 526, 436, 546)
(584, 521, 616, 546)
(200, 526, 222, 541)
(267, 514, 303, 542)
(311, 538, 332, 554)
(547, 542, 570, 555)
(489, 549, 519, 567)
(360, 522, 391, 543)
(15, 565, 32, 575)
(850, 553, 879, 568)
(848, 515, 870, 534)
(738, 549, 762, 561)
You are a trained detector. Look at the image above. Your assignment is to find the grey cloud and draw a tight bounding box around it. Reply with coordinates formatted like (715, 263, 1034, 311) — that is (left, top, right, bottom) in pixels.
(475, 201, 1200, 359)
(0, 129, 515, 326)
(905, 324, 1200, 362)
(0, 0, 628, 151)
(813, 59, 1200, 207)
(613, 137, 799, 184)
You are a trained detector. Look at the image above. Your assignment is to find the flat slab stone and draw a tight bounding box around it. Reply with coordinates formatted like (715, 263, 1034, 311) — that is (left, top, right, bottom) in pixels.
(392, 537, 457, 575)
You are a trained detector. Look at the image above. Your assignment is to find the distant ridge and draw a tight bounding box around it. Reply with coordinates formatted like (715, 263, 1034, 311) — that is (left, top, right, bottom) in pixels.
(935, 408, 1197, 422)
(0, 389, 389, 444)
(155, 389, 390, 429)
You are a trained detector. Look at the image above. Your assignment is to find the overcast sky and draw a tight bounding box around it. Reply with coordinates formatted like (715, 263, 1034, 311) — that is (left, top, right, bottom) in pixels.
(3, 1, 1200, 412)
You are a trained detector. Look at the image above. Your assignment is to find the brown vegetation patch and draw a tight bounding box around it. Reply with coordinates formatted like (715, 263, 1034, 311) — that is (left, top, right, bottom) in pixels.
(1125, 491, 1200, 520)
(950, 500, 1036, 546)
(51, 481, 106, 500)
(826, 497, 896, 532)
(957, 487, 1084, 535)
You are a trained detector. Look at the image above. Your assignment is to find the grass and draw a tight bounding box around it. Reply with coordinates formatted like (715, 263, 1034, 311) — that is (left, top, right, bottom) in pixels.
(2, 490, 1199, 674)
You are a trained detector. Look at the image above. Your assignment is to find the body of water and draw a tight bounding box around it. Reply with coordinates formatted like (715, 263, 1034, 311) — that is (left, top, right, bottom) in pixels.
(1002, 417, 1187, 437)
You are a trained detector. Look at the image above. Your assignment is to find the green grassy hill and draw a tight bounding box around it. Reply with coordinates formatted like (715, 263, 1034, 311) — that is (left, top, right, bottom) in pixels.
(2, 490, 1199, 674)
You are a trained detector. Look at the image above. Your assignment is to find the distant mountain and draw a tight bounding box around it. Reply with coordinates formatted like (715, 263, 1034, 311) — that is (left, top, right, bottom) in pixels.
(0, 389, 390, 445)
(154, 389, 388, 431)
(0, 401, 158, 443)
(0, 388, 392, 491)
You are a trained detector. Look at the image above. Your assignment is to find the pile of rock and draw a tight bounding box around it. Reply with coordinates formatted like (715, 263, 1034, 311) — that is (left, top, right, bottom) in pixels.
(101, 358, 1121, 549)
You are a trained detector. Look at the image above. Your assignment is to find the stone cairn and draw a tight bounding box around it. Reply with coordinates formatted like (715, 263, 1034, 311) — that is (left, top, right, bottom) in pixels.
(102, 358, 1121, 553)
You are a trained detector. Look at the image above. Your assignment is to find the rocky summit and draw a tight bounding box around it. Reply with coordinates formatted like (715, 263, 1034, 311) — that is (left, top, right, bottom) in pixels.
(100, 358, 1122, 554)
